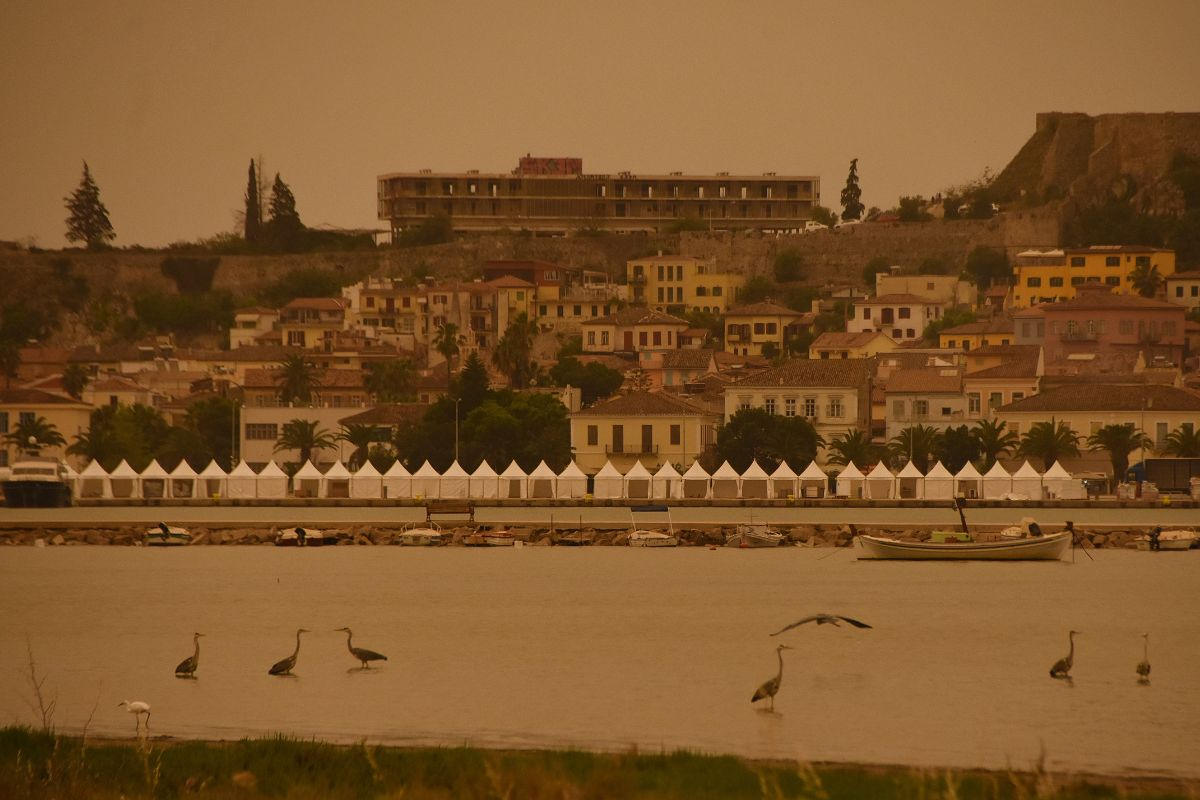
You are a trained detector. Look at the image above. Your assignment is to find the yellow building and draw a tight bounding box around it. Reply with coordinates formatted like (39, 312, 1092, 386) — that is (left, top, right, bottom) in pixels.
(570, 390, 719, 473)
(723, 301, 806, 357)
(937, 317, 1015, 351)
(626, 254, 744, 314)
(0, 388, 93, 469)
(1012, 246, 1176, 308)
(809, 331, 897, 360)
(278, 298, 347, 349)
(581, 307, 689, 355)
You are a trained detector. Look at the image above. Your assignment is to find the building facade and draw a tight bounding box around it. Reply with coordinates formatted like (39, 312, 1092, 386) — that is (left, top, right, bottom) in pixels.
(723, 301, 806, 357)
(626, 254, 744, 314)
(1165, 272, 1200, 311)
(570, 391, 719, 473)
(1011, 246, 1177, 308)
(848, 294, 944, 343)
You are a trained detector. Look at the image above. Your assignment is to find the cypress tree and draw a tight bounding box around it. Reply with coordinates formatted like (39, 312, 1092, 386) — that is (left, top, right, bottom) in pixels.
(266, 173, 303, 251)
(64, 161, 115, 249)
(840, 158, 865, 222)
(244, 159, 261, 244)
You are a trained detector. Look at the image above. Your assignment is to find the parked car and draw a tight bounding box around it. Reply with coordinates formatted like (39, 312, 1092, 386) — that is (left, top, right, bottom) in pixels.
(802, 220, 828, 233)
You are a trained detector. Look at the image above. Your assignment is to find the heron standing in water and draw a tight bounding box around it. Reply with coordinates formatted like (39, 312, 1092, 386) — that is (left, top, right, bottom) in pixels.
(751, 644, 793, 711)
(118, 700, 151, 733)
(1050, 630, 1080, 679)
(269, 628, 310, 675)
(174, 632, 205, 678)
(335, 627, 388, 668)
(1137, 633, 1151, 683)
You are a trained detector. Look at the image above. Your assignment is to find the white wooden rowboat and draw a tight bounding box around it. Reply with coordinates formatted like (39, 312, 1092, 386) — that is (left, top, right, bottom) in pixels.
(858, 530, 1071, 561)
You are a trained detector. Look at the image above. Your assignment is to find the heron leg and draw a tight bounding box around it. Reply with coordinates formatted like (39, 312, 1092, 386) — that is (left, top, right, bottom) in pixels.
(145, 711, 150, 730)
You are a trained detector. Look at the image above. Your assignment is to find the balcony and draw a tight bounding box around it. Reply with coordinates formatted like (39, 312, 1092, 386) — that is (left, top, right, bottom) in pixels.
(606, 444, 659, 456)
(1060, 330, 1098, 341)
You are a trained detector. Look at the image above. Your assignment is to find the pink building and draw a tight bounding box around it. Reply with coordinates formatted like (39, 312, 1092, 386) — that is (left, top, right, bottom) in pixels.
(1038, 284, 1185, 366)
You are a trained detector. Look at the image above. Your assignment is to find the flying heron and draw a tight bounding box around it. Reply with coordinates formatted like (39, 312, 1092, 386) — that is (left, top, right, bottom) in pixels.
(751, 644, 793, 711)
(174, 632, 205, 678)
(118, 700, 151, 733)
(1136, 633, 1151, 683)
(268, 628, 310, 676)
(334, 627, 388, 668)
(1049, 630, 1080, 679)
(769, 613, 872, 636)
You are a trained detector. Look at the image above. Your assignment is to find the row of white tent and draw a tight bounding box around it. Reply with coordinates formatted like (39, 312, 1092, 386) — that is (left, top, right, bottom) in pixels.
(65, 456, 1086, 501)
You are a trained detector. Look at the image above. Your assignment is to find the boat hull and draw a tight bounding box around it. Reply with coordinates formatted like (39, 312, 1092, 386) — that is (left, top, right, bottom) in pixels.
(629, 532, 678, 547)
(3, 480, 72, 508)
(858, 531, 1071, 561)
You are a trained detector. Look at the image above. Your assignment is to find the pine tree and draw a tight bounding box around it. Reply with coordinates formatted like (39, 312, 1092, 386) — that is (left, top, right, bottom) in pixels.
(840, 158, 865, 221)
(244, 159, 261, 244)
(265, 173, 303, 250)
(64, 162, 115, 249)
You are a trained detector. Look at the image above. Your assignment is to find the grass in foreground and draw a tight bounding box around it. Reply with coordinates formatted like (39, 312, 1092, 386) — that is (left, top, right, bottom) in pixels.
(0, 726, 1195, 800)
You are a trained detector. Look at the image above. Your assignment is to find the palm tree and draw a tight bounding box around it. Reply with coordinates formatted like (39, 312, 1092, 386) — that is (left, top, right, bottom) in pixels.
(1129, 263, 1164, 298)
(1018, 418, 1080, 471)
(62, 363, 91, 400)
(1161, 424, 1200, 457)
(338, 424, 388, 470)
(491, 313, 538, 389)
(364, 358, 417, 403)
(887, 425, 940, 473)
(827, 428, 882, 467)
(275, 355, 319, 405)
(432, 323, 465, 383)
(933, 424, 981, 473)
(4, 415, 67, 456)
(971, 418, 1019, 469)
(1086, 423, 1150, 484)
(274, 419, 336, 466)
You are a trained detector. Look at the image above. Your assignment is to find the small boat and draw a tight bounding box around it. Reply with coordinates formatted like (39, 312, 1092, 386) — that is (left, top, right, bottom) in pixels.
(483, 529, 516, 547)
(1135, 528, 1197, 551)
(555, 531, 591, 546)
(628, 530, 678, 547)
(399, 523, 443, 546)
(726, 523, 785, 548)
(2, 458, 73, 508)
(275, 527, 329, 547)
(144, 523, 192, 547)
(858, 530, 1072, 561)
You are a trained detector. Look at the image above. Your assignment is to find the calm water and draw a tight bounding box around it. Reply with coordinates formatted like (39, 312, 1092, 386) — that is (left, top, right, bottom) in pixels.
(0, 546, 1197, 777)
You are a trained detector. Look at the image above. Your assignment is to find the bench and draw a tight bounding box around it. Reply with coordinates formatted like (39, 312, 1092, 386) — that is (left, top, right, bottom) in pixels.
(425, 500, 474, 523)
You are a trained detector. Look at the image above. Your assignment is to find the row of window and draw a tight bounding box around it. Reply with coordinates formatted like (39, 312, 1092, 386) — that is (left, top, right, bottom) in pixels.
(1044, 319, 1178, 336)
(384, 179, 815, 200)
(538, 304, 613, 318)
(251, 395, 367, 409)
(1174, 285, 1200, 298)
(892, 400, 957, 418)
(1026, 276, 1121, 288)
(1068, 255, 1151, 267)
(584, 423, 684, 450)
(735, 396, 844, 419)
(390, 199, 813, 220)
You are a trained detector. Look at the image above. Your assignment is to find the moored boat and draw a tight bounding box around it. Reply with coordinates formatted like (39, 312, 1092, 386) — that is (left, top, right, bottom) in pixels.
(275, 527, 329, 547)
(144, 523, 192, 547)
(1135, 528, 1197, 551)
(726, 523, 785, 548)
(483, 529, 516, 547)
(2, 458, 73, 508)
(399, 523, 443, 546)
(858, 530, 1072, 561)
(628, 530, 678, 547)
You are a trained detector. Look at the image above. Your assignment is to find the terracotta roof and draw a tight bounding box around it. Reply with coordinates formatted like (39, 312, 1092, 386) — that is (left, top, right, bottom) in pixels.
(485, 275, 537, 289)
(581, 307, 688, 327)
(234, 306, 278, 315)
(0, 388, 91, 407)
(723, 301, 803, 317)
(17, 347, 71, 364)
(574, 390, 714, 417)
(1042, 292, 1181, 312)
(810, 331, 891, 349)
(282, 298, 345, 311)
(339, 403, 427, 425)
(886, 368, 962, 394)
(660, 349, 716, 370)
(999, 384, 1200, 413)
(856, 293, 941, 305)
(243, 368, 366, 390)
(964, 360, 1040, 380)
(730, 357, 874, 389)
(90, 374, 151, 392)
(939, 317, 1014, 336)
(967, 344, 1040, 359)
(1064, 245, 1172, 255)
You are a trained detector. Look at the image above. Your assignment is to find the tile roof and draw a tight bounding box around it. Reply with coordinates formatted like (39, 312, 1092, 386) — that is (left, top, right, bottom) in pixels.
(581, 306, 688, 327)
(485, 275, 537, 289)
(886, 367, 963, 394)
(730, 357, 874, 389)
(243, 368, 366, 390)
(856, 293, 941, 305)
(810, 331, 891, 349)
(964, 359, 1040, 380)
(339, 403, 428, 425)
(1000, 384, 1200, 413)
(939, 317, 1015, 336)
(967, 344, 1041, 359)
(723, 301, 804, 317)
(1042, 292, 1181, 312)
(660, 349, 716, 370)
(282, 298, 345, 311)
(0, 388, 91, 407)
(574, 390, 714, 417)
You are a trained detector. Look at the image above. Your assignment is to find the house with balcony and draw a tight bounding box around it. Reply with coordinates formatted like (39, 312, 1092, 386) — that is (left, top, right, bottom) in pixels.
(626, 253, 744, 314)
(0, 388, 93, 470)
(570, 390, 719, 474)
(937, 316, 1015, 351)
(874, 273, 973, 308)
(723, 301, 807, 357)
(642, 348, 719, 389)
(1038, 284, 1186, 367)
(961, 345, 1043, 421)
(847, 294, 943, 343)
(1165, 271, 1200, 312)
(278, 298, 347, 349)
(230, 307, 281, 349)
(1011, 246, 1177, 308)
(808, 330, 897, 360)
(581, 306, 688, 357)
(884, 367, 966, 438)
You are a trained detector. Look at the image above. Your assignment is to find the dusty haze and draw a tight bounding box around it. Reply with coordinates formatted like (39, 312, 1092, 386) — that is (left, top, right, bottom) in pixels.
(2, 1, 1199, 247)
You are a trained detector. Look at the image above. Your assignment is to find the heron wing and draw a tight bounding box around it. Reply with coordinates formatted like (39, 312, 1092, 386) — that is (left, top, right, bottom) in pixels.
(268, 657, 292, 675)
(768, 615, 824, 636)
(836, 615, 873, 629)
(174, 656, 195, 673)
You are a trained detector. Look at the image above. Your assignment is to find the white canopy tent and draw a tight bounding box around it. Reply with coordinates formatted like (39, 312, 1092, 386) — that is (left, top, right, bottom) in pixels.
(1010, 461, 1043, 500)
(321, 461, 351, 498)
(981, 461, 1013, 499)
(439, 461, 470, 499)
(291, 460, 324, 499)
(411, 461, 441, 499)
(499, 461, 528, 499)
(955, 461, 983, 499)
(382, 461, 412, 499)
(835, 462, 865, 498)
(896, 461, 924, 499)
(139, 459, 169, 499)
(652, 462, 682, 499)
(865, 462, 895, 499)
(681, 461, 710, 499)
(592, 460, 623, 499)
(710, 461, 741, 499)
(197, 460, 227, 499)
(740, 460, 770, 499)
(226, 460, 259, 498)
(558, 462, 588, 499)
(798, 461, 828, 498)
(107, 459, 139, 499)
(257, 460, 288, 499)
(349, 460, 383, 499)
(62, 462, 79, 499)
(623, 460, 653, 500)
(923, 461, 954, 500)
(528, 461, 559, 499)
(769, 461, 798, 499)
(78, 459, 111, 499)
(1044, 461, 1085, 499)
(469, 461, 500, 499)
(168, 459, 198, 499)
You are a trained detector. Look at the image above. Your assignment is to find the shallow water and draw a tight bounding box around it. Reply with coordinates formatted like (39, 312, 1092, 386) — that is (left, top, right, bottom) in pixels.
(0, 546, 1197, 777)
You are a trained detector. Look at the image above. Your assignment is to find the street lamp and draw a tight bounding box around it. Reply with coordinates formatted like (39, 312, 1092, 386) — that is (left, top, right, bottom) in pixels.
(454, 398, 462, 463)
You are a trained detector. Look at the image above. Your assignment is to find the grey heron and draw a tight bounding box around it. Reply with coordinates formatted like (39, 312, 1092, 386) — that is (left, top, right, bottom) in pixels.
(268, 628, 310, 675)
(770, 614, 872, 636)
(174, 632, 204, 677)
(1137, 633, 1151, 683)
(335, 627, 388, 668)
(117, 700, 151, 732)
(751, 644, 793, 711)
(1049, 630, 1079, 679)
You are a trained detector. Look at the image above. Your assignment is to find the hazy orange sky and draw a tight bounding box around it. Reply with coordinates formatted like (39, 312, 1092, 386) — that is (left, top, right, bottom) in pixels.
(3, 1, 1199, 248)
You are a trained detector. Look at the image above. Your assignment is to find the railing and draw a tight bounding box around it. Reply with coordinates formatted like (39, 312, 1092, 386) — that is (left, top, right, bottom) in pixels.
(606, 444, 659, 456)
(1060, 331, 1097, 341)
